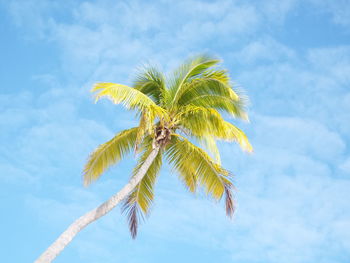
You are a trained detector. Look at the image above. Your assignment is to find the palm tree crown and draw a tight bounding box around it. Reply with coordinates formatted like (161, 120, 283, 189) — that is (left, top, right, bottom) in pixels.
(83, 54, 252, 238)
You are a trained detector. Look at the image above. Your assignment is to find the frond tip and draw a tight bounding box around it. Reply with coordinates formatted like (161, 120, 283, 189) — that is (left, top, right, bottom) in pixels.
(122, 144, 163, 238)
(224, 183, 235, 218)
(123, 199, 142, 239)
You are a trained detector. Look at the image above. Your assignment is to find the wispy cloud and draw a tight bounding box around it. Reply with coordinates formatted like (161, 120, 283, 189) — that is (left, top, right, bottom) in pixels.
(310, 0, 350, 27)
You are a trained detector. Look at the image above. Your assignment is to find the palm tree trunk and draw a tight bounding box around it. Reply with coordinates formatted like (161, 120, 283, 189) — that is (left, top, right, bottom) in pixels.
(35, 146, 160, 263)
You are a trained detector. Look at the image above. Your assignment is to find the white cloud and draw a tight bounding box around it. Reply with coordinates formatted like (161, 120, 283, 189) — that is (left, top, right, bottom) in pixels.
(340, 158, 350, 173)
(230, 37, 296, 64)
(0, 86, 125, 189)
(310, 0, 350, 27)
(259, 0, 299, 23)
(0, 162, 37, 185)
(235, 45, 350, 142)
(307, 46, 350, 84)
(5, 0, 261, 81)
(253, 115, 345, 161)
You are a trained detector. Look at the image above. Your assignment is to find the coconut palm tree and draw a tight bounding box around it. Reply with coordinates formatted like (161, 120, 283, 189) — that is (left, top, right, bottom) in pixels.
(35, 54, 252, 263)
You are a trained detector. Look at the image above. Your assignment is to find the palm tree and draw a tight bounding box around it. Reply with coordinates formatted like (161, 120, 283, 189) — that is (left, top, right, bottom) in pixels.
(35, 54, 252, 263)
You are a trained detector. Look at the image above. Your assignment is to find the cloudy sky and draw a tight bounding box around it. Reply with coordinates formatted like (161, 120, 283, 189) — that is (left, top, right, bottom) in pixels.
(1, 0, 350, 262)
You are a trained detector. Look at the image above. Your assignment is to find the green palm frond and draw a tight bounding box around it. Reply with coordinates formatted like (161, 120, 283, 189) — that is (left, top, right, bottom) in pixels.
(92, 83, 168, 119)
(165, 135, 235, 217)
(166, 135, 229, 199)
(133, 66, 168, 106)
(167, 54, 221, 107)
(187, 94, 248, 120)
(134, 109, 159, 152)
(176, 105, 252, 152)
(175, 105, 225, 138)
(83, 128, 139, 185)
(197, 135, 221, 165)
(122, 142, 163, 238)
(222, 121, 253, 153)
(176, 70, 247, 119)
(177, 69, 237, 102)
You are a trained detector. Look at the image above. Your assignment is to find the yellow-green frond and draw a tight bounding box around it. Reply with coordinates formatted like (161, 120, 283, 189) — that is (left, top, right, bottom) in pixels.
(166, 135, 230, 199)
(132, 66, 168, 106)
(176, 105, 226, 138)
(197, 135, 221, 165)
(175, 70, 248, 119)
(134, 109, 159, 152)
(122, 143, 163, 238)
(177, 69, 238, 103)
(185, 94, 248, 120)
(92, 83, 167, 118)
(164, 138, 197, 193)
(83, 127, 138, 185)
(167, 54, 221, 107)
(176, 105, 252, 153)
(221, 121, 253, 152)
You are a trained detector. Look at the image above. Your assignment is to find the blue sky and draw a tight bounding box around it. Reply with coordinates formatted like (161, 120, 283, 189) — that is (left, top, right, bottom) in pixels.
(1, 0, 350, 262)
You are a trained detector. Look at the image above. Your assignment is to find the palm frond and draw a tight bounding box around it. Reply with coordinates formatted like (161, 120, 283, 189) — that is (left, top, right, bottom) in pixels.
(133, 66, 168, 106)
(164, 138, 197, 193)
(176, 105, 252, 152)
(134, 108, 159, 152)
(176, 70, 248, 119)
(224, 183, 235, 218)
(92, 83, 167, 119)
(222, 121, 253, 153)
(177, 69, 237, 102)
(83, 127, 138, 185)
(197, 135, 221, 165)
(167, 54, 221, 107)
(122, 142, 163, 238)
(187, 94, 248, 120)
(166, 135, 230, 199)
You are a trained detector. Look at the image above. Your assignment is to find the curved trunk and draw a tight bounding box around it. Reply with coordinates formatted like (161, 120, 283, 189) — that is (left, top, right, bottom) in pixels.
(35, 146, 160, 263)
